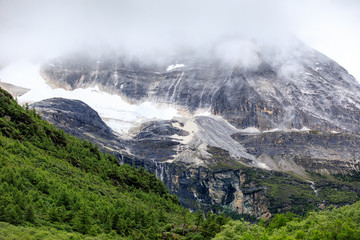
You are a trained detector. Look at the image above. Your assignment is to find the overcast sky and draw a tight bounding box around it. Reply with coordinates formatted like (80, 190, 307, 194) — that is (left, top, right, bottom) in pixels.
(0, 0, 359, 80)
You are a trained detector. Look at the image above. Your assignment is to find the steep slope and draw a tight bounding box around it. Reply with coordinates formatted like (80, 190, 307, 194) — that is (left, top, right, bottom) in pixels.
(31, 98, 117, 141)
(1, 87, 233, 239)
(31, 97, 360, 219)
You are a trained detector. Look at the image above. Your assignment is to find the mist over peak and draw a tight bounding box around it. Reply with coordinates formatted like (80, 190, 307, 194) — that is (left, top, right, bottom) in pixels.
(0, 0, 359, 80)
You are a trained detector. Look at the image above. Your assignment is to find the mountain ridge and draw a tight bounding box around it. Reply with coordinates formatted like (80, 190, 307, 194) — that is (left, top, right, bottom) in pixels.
(40, 43, 360, 134)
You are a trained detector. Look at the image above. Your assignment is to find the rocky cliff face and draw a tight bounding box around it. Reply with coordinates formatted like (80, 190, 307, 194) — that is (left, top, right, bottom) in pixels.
(31, 97, 360, 218)
(31, 98, 115, 140)
(27, 40, 360, 218)
(232, 131, 360, 175)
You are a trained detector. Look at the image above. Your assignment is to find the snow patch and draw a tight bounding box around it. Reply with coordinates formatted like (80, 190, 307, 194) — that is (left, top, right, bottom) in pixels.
(166, 64, 185, 71)
(194, 108, 212, 117)
(105, 119, 138, 135)
(263, 128, 283, 133)
(256, 162, 271, 170)
(300, 126, 311, 131)
(238, 127, 261, 133)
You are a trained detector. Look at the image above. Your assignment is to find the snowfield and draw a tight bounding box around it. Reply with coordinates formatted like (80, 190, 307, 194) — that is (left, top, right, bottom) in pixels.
(0, 61, 180, 134)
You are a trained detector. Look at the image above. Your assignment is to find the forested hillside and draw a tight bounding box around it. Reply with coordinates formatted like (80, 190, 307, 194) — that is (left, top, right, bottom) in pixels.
(214, 201, 360, 240)
(0, 87, 228, 239)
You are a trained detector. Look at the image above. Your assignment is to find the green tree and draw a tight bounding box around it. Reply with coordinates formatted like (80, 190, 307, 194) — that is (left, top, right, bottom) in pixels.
(195, 210, 204, 230)
(4, 204, 24, 225)
(73, 205, 93, 234)
(24, 204, 35, 223)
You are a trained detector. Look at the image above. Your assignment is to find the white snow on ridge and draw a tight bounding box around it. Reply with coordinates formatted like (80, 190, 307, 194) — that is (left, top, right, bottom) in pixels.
(238, 126, 313, 134)
(166, 64, 185, 71)
(0, 61, 180, 134)
(105, 119, 135, 135)
(239, 127, 261, 133)
(256, 162, 271, 170)
(194, 108, 212, 117)
(300, 126, 311, 131)
(263, 128, 283, 133)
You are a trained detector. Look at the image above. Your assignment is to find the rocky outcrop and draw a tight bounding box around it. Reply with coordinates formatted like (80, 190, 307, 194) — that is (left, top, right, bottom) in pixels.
(118, 153, 359, 218)
(232, 131, 360, 175)
(31, 98, 115, 140)
(30, 98, 184, 162)
(31, 97, 360, 218)
(116, 153, 270, 218)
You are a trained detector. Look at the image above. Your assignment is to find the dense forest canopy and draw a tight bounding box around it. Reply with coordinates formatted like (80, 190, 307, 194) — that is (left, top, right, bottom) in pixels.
(0, 87, 229, 239)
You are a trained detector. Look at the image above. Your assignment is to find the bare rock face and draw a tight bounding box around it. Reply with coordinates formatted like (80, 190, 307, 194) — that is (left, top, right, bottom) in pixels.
(31, 98, 115, 140)
(41, 43, 360, 134)
(232, 131, 360, 175)
(32, 41, 360, 218)
(174, 167, 272, 218)
(120, 153, 359, 219)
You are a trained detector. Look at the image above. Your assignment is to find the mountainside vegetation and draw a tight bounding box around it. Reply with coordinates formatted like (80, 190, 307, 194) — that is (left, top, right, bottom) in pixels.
(214, 201, 360, 240)
(0, 87, 228, 239)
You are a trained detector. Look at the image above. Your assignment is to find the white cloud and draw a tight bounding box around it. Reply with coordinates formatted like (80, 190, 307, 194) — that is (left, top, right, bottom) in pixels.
(0, 0, 359, 80)
(292, 0, 360, 81)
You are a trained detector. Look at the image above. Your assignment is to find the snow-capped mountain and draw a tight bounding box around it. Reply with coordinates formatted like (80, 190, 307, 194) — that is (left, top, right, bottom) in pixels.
(1, 39, 360, 217)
